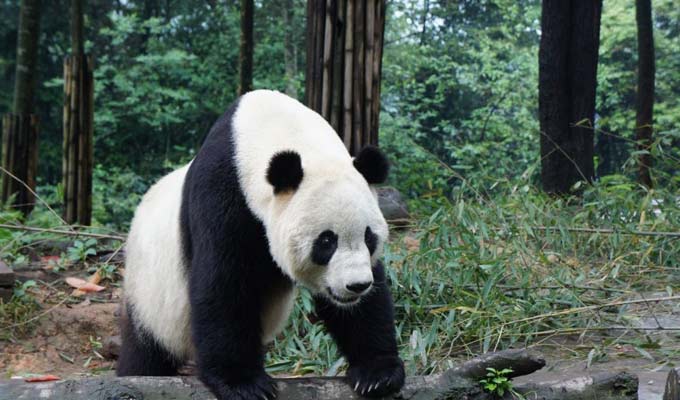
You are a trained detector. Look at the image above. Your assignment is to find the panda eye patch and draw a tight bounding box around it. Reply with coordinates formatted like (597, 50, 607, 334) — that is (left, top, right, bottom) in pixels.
(365, 226, 378, 255)
(312, 230, 338, 265)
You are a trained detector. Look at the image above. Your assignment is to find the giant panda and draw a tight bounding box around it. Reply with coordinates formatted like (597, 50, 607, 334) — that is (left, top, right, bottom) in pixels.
(117, 90, 405, 399)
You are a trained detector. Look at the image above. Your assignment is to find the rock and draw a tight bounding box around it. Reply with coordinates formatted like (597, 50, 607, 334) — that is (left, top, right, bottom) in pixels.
(0, 261, 14, 302)
(377, 187, 410, 224)
(0, 287, 12, 302)
(0, 261, 14, 286)
(101, 335, 121, 360)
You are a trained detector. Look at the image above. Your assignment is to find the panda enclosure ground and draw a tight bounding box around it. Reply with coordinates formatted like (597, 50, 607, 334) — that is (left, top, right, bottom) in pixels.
(0, 185, 678, 399)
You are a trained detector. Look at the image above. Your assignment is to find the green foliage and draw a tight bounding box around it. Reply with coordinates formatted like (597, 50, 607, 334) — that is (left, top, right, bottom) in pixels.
(12, 280, 36, 303)
(0, 279, 39, 340)
(91, 165, 150, 230)
(66, 238, 97, 263)
(381, 0, 541, 185)
(479, 368, 517, 398)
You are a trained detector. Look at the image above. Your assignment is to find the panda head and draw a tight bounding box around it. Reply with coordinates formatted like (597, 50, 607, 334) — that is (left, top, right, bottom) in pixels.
(265, 146, 390, 307)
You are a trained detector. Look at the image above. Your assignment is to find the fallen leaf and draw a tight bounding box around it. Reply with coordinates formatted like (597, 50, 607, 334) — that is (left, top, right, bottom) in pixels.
(25, 375, 60, 382)
(40, 255, 60, 263)
(72, 270, 104, 296)
(66, 276, 105, 294)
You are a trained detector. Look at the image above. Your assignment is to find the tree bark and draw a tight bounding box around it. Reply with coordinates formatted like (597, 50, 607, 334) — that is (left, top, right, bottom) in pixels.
(12, 0, 41, 116)
(1, 114, 39, 216)
(539, 0, 602, 194)
(1, 0, 41, 216)
(305, 0, 386, 156)
(238, 0, 254, 95)
(62, 0, 94, 226)
(0, 349, 639, 400)
(635, 0, 654, 188)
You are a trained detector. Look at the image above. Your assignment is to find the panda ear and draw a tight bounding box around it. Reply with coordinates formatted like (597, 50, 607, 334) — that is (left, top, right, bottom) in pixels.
(267, 151, 304, 194)
(353, 145, 389, 185)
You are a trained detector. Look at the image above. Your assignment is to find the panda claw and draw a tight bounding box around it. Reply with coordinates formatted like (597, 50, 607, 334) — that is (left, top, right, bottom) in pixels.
(354, 381, 360, 391)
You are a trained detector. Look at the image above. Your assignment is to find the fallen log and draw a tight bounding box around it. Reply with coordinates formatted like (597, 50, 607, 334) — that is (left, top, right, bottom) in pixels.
(0, 349, 638, 400)
(665, 368, 680, 400)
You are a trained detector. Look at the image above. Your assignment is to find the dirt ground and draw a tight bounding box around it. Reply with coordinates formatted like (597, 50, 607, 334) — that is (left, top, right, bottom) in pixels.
(1, 301, 118, 378)
(1, 257, 122, 380)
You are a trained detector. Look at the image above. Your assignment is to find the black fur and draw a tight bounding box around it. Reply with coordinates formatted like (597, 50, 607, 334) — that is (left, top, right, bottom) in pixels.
(353, 146, 390, 185)
(116, 304, 182, 376)
(266, 150, 303, 194)
(311, 230, 338, 265)
(314, 261, 405, 398)
(364, 226, 378, 255)
(180, 100, 293, 400)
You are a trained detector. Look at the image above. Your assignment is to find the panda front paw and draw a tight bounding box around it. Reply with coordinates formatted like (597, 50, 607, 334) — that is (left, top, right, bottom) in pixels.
(202, 371, 278, 400)
(347, 355, 405, 398)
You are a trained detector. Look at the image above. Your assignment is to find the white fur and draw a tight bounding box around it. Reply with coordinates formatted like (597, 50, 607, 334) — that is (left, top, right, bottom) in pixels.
(124, 164, 193, 358)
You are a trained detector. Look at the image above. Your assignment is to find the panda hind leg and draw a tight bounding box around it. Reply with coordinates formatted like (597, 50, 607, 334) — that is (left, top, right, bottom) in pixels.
(116, 304, 181, 376)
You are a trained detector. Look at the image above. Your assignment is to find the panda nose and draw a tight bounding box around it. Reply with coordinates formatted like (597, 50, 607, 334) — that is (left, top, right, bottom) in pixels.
(346, 282, 372, 294)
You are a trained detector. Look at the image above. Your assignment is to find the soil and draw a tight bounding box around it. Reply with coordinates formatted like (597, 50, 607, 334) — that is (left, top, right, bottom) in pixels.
(0, 301, 118, 378)
(0, 257, 122, 380)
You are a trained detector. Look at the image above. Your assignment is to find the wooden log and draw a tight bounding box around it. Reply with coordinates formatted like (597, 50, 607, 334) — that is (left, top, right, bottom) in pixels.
(0, 349, 638, 400)
(665, 368, 680, 400)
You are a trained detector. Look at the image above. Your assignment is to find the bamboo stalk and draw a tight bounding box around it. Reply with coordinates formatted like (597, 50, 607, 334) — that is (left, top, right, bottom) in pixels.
(329, 0, 346, 133)
(62, 53, 94, 225)
(371, 0, 385, 144)
(321, 0, 334, 119)
(342, 0, 354, 151)
(364, 0, 375, 147)
(351, 0, 365, 154)
(1, 115, 11, 199)
(84, 55, 94, 225)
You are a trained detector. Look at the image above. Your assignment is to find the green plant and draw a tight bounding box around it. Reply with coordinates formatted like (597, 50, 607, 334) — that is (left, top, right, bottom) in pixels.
(0, 282, 40, 339)
(479, 367, 519, 398)
(13, 280, 37, 303)
(66, 238, 98, 263)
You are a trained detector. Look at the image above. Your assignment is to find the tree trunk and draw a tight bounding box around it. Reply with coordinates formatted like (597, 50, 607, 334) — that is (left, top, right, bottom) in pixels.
(1, 0, 41, 216)
(62, 0, 94, 226)
(539, 0, 602, 194)
(1, 114, 39, 215)
(238, 0, 254, 95)
(305, 0, 386, 156)
(635, 0, 654, 188)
